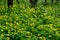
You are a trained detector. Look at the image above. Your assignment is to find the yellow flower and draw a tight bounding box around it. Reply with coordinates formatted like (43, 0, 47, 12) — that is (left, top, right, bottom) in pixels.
(43, 37, 46, 40)
(30, 23, 35, 26)
(1, 34, 4, 37)
(39, 37, 43, 39)
(29, 18, 32, 20)
(43, 13, 47, 16)
(0, 16, 3, 19)
(10, 23, 13, 26)
(38, 34, 40, 36)
(7, 37, 10, 40)
(11, 32, 14, 34)
(14, 26, 17, 29)
(30, 8, 35, 12)
(48, 24, 53, 29)
(5, 27, 8, 30)
(49, 7, 52, 11)
(49, 35, 51, 37)
(50, 24, 53, 26)
(1, 29, 4, 32)
(27, 7, 30, 10)
(20, 10, 23, 12)
(56, 31, 59, 35)
(50, 16, 54, 19)
(16, 16, 19, 20)
(21, 28, 25, 30)
(35, 36, 36, 38)
(27, 31, 30, 33)
(53, 28, 57, 32)
(7, 34, 10, 36)
(28, 36, 31, 38)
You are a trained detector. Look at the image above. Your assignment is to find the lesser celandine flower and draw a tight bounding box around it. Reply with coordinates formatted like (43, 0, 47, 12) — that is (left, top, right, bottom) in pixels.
(56, 31, 59, 35)
(48, 24, 53, 29)
(10, 23, 13, 26)
(49, 35, 51, 38)
(1, 29, 4, 32)
(14, 26, 17, 29)
(0, 15, 3, 19)
(30, 23, 35, 26)
(38, 34, 40, 36)
(43, 37, 46, 40)
(7, 37, 10, 40)
(21, 28, 25, 30)
(30, 8, 35, 12)
(1, 34, 4, 37)
(39, 37, 43, 39)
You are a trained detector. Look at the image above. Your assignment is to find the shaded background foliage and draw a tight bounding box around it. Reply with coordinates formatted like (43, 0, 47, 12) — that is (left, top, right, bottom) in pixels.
(0, 0, 60, 7)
